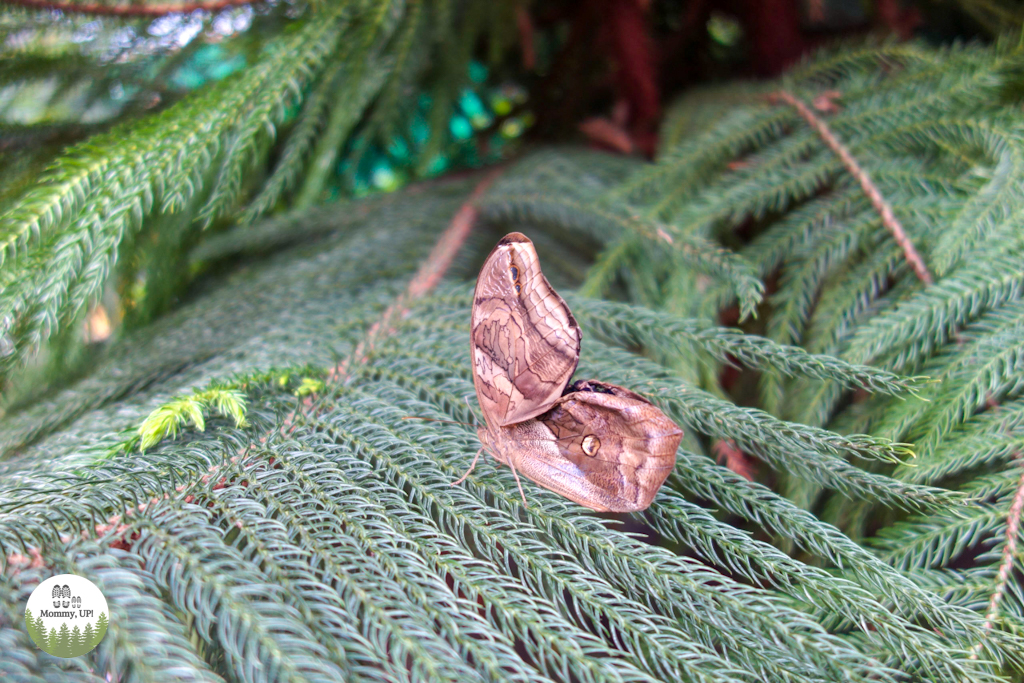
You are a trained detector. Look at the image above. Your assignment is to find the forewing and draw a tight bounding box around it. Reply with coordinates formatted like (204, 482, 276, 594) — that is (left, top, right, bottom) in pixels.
(471, 233, 581, 428)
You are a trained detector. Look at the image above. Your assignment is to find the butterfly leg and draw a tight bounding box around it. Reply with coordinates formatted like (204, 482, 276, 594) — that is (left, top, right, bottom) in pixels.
(507, 459, 529, 506)
(452, 446, 485, 486)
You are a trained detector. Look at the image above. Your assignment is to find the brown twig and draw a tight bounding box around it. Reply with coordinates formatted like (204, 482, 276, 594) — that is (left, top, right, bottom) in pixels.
(2, 0, 256, 16)
(971, 456, 1024, 658)
(770, 90, 934, 285)
(516, 5, 535, 71)
(328, 166, 504, 383)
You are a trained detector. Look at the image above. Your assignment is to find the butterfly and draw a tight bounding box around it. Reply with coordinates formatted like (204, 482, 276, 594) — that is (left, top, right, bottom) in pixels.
(458, 232, 682, 512)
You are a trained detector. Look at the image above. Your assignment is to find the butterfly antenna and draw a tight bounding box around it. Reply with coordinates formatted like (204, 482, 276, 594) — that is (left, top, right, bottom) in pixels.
(452, 446, 485, 486)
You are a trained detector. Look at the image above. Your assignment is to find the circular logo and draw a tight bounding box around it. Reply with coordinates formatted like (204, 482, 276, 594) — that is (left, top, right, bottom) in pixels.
(24, 574, 109, 657)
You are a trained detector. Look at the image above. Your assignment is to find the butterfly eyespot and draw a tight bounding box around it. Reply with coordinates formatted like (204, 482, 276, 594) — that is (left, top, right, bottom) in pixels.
(509, 265, 519, 281)
(582, 435, 601, 456)
(514, 284, 521, 295)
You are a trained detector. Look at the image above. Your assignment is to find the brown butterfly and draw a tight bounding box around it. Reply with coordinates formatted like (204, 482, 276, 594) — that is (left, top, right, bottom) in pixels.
(459, 232, 682, 512)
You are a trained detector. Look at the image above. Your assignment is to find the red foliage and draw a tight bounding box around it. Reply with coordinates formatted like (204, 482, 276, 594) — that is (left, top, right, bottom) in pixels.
(875, 0, 921, 39)
(744, 0, 808, 76)
(714, 439, 758, 481)
(518, 6, 537, 71)
(596, 0, 661, 155)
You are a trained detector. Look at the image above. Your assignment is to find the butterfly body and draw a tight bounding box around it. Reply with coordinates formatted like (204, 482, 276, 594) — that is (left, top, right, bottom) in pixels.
(469, 232, 682, 511)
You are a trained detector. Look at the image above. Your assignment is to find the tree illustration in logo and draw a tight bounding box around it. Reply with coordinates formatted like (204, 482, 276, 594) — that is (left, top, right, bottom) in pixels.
(24, 609, 40, 648)
(57, 623, 71, 657)
(94, 612, 108, 645)
(26, 611, 50, 651)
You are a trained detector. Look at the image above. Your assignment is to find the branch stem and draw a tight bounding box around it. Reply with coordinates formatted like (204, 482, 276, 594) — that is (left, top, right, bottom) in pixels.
(771, 90, 933, 285)
(971, 457, 1024, 658)
(329, 167, 503, 382)
(2, 0, 255, 16)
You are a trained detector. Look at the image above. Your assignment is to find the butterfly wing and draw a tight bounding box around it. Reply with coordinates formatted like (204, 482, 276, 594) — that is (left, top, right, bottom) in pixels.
(471, 232, 582, 428)
(500, 381, 682, 512)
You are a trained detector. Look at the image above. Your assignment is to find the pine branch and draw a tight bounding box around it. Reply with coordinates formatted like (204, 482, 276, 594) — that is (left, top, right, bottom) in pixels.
(769, 90, 933, 285)
(289, 60, 393, 212)
(647, 477, 1003, 678)
(136, 387, 247, 451)
(893, 398, 1024, 485)
(0, 6, 350, 386)
(930, 122, 1024, 275)
(568, 295, 923, 397)
(130, 507, 362, 682)
(616, 367, 957, 512)
(842, 254, 1024, 368)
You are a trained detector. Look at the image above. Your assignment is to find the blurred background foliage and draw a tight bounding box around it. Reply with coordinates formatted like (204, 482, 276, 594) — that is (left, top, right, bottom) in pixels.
(5, 0, 1024, 681)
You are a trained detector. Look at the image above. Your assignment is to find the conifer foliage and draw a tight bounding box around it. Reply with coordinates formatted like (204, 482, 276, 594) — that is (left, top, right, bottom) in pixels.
(2, 3, 1024, 683)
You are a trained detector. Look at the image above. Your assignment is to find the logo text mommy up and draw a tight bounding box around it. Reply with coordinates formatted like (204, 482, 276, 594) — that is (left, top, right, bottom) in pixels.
(38, 609, 94, 619)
